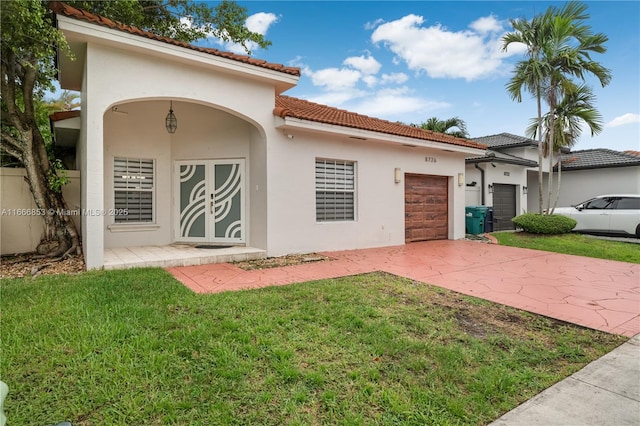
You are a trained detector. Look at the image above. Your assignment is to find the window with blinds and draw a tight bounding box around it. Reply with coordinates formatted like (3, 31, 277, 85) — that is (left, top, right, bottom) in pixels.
(114, 157, 154, 223)
(315, 159, 356, 222)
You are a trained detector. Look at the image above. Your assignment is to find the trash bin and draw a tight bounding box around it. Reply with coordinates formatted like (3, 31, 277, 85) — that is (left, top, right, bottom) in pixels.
(484, 207, 494, 233)
(465, 206, 487, 235)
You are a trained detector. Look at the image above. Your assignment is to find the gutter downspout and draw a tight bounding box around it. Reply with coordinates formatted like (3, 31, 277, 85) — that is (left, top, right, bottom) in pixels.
(474, 163, 485, 205)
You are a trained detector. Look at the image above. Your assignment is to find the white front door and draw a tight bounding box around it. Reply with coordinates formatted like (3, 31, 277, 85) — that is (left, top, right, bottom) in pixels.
(175, 159, 245, 244)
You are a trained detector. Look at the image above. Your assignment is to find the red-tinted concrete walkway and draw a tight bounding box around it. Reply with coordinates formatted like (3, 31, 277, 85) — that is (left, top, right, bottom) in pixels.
(167, 240, 640, 337)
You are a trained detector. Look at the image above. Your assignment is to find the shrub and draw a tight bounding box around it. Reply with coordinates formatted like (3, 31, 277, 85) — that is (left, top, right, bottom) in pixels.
(512, 213, 577, 234)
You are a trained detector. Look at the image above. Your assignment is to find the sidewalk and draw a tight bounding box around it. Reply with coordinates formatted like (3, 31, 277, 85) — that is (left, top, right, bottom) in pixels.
(490, 333, 640, 425)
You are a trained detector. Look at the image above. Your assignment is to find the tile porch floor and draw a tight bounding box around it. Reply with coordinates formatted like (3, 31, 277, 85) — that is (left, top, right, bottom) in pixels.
(104, 244, 266, 270)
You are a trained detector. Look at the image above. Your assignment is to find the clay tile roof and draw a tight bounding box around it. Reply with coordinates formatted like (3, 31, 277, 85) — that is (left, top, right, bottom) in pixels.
(274, 96, 486, 150)
(624, 150, 640, 157)
(472, 132, 537, 149)
(558, 148, 640, 170)
(49, 110, 81, 122)
(49, 2, 300, 77)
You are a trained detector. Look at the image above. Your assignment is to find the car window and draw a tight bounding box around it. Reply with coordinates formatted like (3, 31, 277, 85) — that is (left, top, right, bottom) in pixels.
(616, 197, 640, 209)
(584, 198, 614, 209)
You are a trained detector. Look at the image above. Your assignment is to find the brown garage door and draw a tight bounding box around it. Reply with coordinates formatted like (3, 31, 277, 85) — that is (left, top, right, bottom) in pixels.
(404, 174, 448, 242)
(492, 184, 516, 231)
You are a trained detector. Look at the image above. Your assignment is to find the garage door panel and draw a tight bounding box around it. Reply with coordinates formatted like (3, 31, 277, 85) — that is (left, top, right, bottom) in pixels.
(404, 174, 448, 243)
(493, 184, 516, 231)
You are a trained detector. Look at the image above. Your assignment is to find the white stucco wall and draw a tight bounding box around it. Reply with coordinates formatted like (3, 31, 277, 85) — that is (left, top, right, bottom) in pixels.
(465, 163, 528, 214)
(74, 39, 278, 266)
(500, 146, 556, 174)
(264, 131, 469, 256)
(0, 168, 80, 255)
(528, 166, 640, 212)
(465, 166, 483, 206)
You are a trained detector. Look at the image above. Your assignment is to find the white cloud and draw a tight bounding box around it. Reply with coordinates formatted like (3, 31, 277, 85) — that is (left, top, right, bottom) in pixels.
(469, 15, 502, 34)
(306, 67, 362, 91)
(350, 87, 450, 118)
(370, 14, 520, 81)
(362, 75, 379, 88)
(606, 113, 640, 128)
(381, 72, 409, 85)
(245, 12, 278, 35)
(343, 55, 381, 75)
(364, 18, 385, 30)
(188, 12, 278, 54)
(307, 89, 367, 107)
(301, 54, 383, 91)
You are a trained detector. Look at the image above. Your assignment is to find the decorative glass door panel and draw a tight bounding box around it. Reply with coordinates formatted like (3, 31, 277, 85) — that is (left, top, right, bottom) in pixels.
(179, 163, 206, 239)
(176, 159, 245, 243)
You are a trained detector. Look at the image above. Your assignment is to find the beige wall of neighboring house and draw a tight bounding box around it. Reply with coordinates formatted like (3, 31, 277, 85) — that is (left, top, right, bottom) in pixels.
(1, 168, 81, 255)
(528, 166, 640, 212)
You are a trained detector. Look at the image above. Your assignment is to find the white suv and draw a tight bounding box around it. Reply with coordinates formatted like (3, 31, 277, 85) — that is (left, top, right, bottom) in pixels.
(554, 194, 640, 238)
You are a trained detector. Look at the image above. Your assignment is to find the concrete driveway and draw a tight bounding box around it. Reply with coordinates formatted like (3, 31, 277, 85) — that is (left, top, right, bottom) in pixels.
(168, 240, 640, 337)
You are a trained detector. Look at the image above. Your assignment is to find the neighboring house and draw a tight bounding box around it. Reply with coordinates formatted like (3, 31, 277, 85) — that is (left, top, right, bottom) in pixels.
(12, 2, 485, 269)
(532, 149, 640, 210)
(465, 133, 639, 224)
(465, 133, 547, 231)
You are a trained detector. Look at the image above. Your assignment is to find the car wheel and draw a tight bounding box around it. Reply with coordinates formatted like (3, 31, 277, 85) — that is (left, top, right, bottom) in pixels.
(636, 224, 640, 239)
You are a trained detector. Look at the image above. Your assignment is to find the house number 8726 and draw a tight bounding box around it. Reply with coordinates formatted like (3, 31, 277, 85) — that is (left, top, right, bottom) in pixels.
(425, 156, 437, 163)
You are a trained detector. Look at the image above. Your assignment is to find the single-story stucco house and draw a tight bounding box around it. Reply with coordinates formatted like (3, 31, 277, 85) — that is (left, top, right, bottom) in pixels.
(464, 133, 546, 231)
(31, 2, 487, 270)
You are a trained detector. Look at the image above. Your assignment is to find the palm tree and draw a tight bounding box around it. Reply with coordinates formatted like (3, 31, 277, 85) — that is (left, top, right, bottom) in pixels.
(420, 117, 469, 138)
(47, 90, 80, 111)
(502, 1, 611, 214)
(527, 83, 603, 213)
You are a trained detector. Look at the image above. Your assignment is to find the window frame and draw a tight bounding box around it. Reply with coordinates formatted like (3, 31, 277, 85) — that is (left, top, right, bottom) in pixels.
(113, 157, 155, 224)
(315, 158, 357, 223)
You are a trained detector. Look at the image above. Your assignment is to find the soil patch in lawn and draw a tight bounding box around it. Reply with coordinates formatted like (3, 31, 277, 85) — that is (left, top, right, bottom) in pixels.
(232, 253, 331, 270)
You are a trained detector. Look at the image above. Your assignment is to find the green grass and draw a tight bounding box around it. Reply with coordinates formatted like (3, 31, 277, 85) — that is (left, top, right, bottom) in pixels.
(1, 269, 625, 425)
(493, 232, 640, 263)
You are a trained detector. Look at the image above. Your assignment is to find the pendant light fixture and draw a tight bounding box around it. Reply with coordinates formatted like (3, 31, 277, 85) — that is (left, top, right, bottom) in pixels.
(165, 100, 177, 134)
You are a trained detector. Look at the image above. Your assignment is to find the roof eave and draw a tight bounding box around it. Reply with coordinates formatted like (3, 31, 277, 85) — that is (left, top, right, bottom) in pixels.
(558, 163, 640, 171)
(465, 157, 538, 167)
(55, 15, 299, 93)
(276, 116, 487, 155)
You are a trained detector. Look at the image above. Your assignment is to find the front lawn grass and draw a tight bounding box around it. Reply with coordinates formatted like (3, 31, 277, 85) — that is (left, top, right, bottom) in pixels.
(493, 232, 640, 264)
(1, 269, 625, 425)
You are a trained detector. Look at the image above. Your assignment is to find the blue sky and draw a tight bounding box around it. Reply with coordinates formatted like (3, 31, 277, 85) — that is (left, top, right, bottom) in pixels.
(208, 1, 639, 152)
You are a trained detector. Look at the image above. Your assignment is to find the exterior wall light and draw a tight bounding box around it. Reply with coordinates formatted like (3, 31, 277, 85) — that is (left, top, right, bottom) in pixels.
(457, 173, 464, 187)
(394, 168, 402, 184)
(165, 101, 177, 134)
(523, 186, 528, 195)
(488, 184, 494, 194)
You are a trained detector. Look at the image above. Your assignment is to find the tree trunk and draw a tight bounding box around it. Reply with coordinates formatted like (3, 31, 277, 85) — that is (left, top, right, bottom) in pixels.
(545, 93, 557, 215)
(1, 46, 82, 258)
(547, 148, 554, 214)
(551, 157, 562, 214)
(22, 123, 81, 257)
(536, 91, 544, 215)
